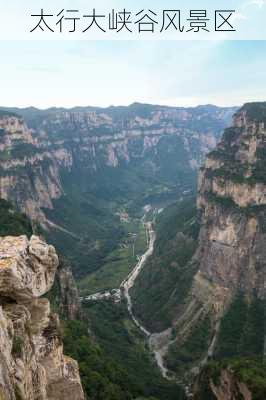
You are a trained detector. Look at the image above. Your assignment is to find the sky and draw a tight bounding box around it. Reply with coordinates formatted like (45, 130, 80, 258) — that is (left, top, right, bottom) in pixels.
(0, 0, 266, 109)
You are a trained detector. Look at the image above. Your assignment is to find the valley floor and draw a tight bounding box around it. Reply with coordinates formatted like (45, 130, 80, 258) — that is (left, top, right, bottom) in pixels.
(80, 208, 190, 394)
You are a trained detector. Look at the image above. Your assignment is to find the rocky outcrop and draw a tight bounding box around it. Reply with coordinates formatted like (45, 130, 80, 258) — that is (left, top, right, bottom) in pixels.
(0, 235, 84, 400)
(193, 366, 252, 400)
(0, 235, 58, 302)
(0, 114, 63, 225)
(56, 259, 81, 320)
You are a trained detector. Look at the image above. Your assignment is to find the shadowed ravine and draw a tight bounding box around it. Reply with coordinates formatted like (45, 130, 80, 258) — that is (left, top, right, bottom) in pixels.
(122, 221, 155, 337)
(122, 221, 177, 379)
(82, 216, 179, 380)
(123, 219, 192, 398)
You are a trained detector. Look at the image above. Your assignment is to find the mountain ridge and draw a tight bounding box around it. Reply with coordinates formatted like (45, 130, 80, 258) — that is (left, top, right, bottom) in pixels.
(131, 102, 266, 396)
(0, 102, 237, 113)
(0, 103, 236, 277)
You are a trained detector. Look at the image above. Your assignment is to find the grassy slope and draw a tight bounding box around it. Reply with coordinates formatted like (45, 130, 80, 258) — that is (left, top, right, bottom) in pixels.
(196, 358, 266, 400)
(64, 301, 185, 400)
(165, 315, 212, 375)
(44, 172, 125, 278)
(43, 128, 198, 280)
(195, 293, 266, 399)
(78, 220, 147, 295)
(215, 293, 265, 359)
(0, 198, 33, 237)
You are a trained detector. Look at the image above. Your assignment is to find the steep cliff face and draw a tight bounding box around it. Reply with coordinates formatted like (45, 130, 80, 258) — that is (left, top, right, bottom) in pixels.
(194, 103, 266, 317)
(53, 259, 82, 320)
(193, 356, 266, 400)
(140, 103, 266, 384)
(0, 235, 84, 400)
(0, 104, 235, 277)
(0, 112, 63, 225)
(193, 365, 252, 400)
(26, 104, 235, 187)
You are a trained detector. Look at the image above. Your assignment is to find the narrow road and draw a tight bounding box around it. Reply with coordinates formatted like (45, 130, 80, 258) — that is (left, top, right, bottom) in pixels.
(121, 221, 175, 380)
(121, 221, 155, 337)
(82, 214, 193, 396)
(82, 217, 175, 380)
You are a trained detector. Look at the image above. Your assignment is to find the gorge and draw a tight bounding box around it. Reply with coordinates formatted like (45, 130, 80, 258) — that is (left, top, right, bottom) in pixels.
(0, 101, 265, 400)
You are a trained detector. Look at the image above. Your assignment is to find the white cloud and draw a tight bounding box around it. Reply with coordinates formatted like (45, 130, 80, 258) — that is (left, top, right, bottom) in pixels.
(247, 0, 266, 8)
(230, 12, 248, 22)
(0, 40, 265, 109)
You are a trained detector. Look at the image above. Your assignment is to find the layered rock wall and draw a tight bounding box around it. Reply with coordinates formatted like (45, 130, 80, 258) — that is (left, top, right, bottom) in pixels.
(0, 235, 84, 400)
(171, 103, 266, 370)
(0, 105, 235, 225)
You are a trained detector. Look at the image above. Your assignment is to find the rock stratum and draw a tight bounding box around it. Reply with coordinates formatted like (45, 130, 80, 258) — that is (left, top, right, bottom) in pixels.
(0, 104, 235, 226)
(0, 235, 84, 400)
(191, 102, 266, 329)
(193, 365, 253, 400)
(131, 102, 266, 399)
(167, 103, 266, 396)
(0, 104, 236, 277)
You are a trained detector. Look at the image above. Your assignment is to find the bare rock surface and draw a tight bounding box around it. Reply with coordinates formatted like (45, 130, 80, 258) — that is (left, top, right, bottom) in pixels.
(0, 235, 85, 400)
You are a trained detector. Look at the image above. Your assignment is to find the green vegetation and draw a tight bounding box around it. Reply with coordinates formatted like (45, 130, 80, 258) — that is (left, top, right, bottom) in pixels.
(205, 162, 249, 185)
(206, 113, 266, 186)
(242, 101, 266, 123)
(230, 358, 266, 400)
(11, 143, 39, 159)
(156, 196, 199, 243)
(255, 205, 266, 233)
(63, 302, 184, 400)
(78, 220, 147, 295)
(44, 173, 124, 278)
(0, 109, 19, 118)
(196, 293, 266, 398)
(216, 293, 265, 359)
(0, 149, 11, 161)
(0, 199, 32, 237)
(205, 192, 239, 210)
(197, 358, 266, 400)
(44, 141, 195, 280)
(205, 192, 266, 233)
(0, 104, 232, 280)
(165, 315, 212, 374)
(251, 146, 266, 184)
(12, 336, 24, 358)
(208, 127, 241, 161)
(131, 197, 199, 331)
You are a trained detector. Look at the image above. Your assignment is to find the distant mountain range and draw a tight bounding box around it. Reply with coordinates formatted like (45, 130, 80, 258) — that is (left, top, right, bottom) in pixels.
(0, 103, 236, 276)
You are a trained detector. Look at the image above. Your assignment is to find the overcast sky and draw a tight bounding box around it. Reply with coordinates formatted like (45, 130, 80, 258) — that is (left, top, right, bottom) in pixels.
(1, 0, 266, 109)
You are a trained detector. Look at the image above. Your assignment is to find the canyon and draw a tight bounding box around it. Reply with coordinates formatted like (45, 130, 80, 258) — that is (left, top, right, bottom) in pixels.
(132, 102, 266, 398)
(0, 101, 265, 400)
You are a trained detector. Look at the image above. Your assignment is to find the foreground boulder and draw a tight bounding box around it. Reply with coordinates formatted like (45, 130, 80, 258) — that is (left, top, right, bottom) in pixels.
(0, 235, 85, 400)
(0, 235, 58, 301)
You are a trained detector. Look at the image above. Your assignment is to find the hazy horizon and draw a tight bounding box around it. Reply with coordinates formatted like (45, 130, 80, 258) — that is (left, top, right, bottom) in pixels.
(1, 40, 266, 109)
(0, 101, 241, 111)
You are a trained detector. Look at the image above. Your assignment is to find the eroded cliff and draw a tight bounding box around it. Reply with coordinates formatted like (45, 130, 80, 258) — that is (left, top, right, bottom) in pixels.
(0, 234, 84, 400)
(0, 113, 63, 225)
(0, 105, 235, 227)
(193, 103, 266, 322)
(51, 258, 82, 320)
(160, 103, 266, 386)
